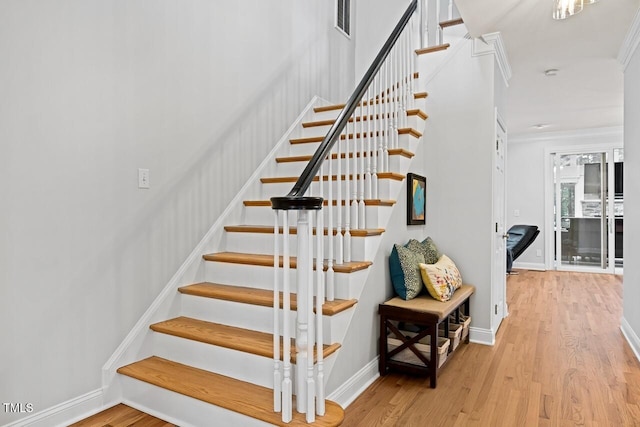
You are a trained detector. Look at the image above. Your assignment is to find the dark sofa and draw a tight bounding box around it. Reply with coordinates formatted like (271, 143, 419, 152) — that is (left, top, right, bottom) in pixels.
(506, 225, 539, 273)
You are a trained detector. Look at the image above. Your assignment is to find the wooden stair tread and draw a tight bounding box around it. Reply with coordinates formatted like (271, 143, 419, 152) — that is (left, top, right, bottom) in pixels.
(150, 317, 340, 362)
(302, 109, 427, 128)
(224, 224, 385, 237)
(415, 43, 450, 55)
(118, 356, 344, 427)
(179, 282, 357, 316)
(243, 199, 396, 207)
(440, 17, 464, 28)
(203, 252, 372, 273)
(261, 172, 404, 183)
(313, 89, 426, 113)
(276, 148, 415, 163)
(289, 127, 421, 144)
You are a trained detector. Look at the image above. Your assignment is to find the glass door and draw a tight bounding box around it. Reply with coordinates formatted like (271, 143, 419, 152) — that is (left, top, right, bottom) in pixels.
(554, 152, 614, 272)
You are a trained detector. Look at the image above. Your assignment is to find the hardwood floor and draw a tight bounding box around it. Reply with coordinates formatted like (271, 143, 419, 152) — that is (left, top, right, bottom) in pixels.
(68, 403, 174, 426)
(72, 270, 640, 426)
(342, 270, 640, 426)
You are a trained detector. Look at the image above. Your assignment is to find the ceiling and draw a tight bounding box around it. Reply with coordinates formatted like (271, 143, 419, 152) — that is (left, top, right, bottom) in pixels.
(455, 0, 640, 136)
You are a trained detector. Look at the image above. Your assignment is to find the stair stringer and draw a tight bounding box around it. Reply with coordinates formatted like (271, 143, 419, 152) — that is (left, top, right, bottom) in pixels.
(100, 96, 326, 406)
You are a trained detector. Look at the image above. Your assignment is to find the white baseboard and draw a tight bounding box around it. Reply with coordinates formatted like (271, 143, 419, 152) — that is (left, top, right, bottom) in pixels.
(512, 261, 546, 271)
(621, 317, 640, 363)
(2, 389, 104, 427)
(327, 358, 379, 409)
(469, 326, 495, 346)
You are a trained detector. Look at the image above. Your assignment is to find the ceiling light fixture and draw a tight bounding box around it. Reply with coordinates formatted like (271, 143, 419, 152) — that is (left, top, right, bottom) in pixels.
(553, 0, 583, 20)
(553, 0, 598, 20)
(544, 68, 559, 76)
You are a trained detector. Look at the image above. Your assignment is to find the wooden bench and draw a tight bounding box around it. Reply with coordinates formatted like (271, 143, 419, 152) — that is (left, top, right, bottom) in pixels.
(378, 284, 475, 388)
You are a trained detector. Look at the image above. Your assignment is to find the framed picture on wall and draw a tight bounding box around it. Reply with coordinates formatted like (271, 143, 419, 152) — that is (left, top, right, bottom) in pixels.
(407, 173, 426, 225)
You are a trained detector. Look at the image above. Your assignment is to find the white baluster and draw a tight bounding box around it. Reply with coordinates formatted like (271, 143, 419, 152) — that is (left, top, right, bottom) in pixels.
(373, 74, 380, 200)
(315, 210, 325, 416)
(383, 59, 390, 172)
(281, 211, 292, 423)
(392, 46, 399, 151)
(358, 97, 366, 229)
(418, 0, 425, 49)
(435, 0, 444, 44)
(407, 29, 415, 109)
(326, 144, 335, 301)
(306, 211, 315, 423)
(273, 211, 281, 413)
(344, 117, 351, 264)
(448, 0, 454, 21)
(400, 33, 406, 131)
(296, 210, 310, 414)
(365, 87, 373, 202)
(351, 110, 359, 232)
(336, 128, 344, 265)
(403, 30, 409, 129)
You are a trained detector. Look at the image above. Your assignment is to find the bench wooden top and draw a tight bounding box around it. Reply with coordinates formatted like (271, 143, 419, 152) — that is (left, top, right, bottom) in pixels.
(381, 284, 475, 320)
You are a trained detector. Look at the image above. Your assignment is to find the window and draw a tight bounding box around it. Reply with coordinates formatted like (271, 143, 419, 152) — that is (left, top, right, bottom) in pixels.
(336, 0, 351, 36)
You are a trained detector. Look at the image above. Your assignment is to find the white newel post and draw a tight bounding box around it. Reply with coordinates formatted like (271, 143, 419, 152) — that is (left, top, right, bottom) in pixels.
(281, 211, 292, 423)
(296, 210, 310, 415)
(273, 212, 281, 413)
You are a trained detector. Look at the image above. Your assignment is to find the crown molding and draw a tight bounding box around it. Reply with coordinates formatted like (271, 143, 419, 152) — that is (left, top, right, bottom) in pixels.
(619, 7, 640, 70)
(509, 126, 624, 144)
(471, 31, 512, 87)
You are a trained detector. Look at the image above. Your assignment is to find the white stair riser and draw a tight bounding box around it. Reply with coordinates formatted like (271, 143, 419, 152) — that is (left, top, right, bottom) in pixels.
(180, 294, 352, 343)
(259, 177, 403, 201)
(203, 261, 368, 300)
(298, 114, 425, 139)
(120, 376, 272, 427)
(287, 133, 421, 157)
(310, 94, 425, 120)
(224, 231, 382, 261)
(275, 152, 413, 177)
(241, 204, 395, 229)
(153, 333, 276, 388)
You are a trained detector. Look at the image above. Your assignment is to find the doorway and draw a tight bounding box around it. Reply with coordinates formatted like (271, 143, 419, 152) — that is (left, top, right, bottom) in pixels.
(551, 148, 623, 273)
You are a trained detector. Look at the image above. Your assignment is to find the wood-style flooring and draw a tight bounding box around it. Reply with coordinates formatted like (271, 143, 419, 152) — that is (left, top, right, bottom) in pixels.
(342, 270, 640, 426)
(67, 403, 174, 426)
(72, 270, 640, 426)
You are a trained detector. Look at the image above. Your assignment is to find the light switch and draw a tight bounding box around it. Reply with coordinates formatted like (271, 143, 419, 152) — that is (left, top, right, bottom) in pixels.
(138, 168, 150, 189)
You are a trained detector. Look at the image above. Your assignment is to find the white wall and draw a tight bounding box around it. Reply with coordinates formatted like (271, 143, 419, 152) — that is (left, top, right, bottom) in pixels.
(422, 40, 502, 339)
(507, 128, 623, 270)
(621, 14, 640, 357)
(326, 36, 505, 393)
(354, 0, 408, 80)
(0, 1, 354, 424)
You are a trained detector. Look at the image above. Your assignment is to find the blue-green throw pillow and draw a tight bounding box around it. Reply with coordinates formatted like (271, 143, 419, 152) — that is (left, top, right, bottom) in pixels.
(406, 238, 440, 265)
(389, 244, 425, 300)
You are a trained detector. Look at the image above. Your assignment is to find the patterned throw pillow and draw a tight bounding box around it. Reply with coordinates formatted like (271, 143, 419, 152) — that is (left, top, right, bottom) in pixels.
(389, 244, 426, 300)
(406, 237, 440, 264)
(419, 254, 463, 302)
(422, 237, 441, 263)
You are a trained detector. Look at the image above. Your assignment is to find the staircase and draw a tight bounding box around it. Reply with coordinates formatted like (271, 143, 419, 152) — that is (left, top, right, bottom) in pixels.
(113, 96, 427, 427)
(104, 2, 466, 426)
